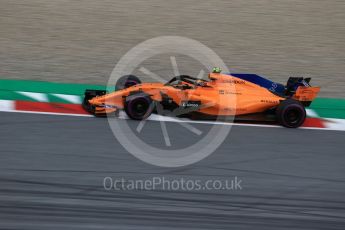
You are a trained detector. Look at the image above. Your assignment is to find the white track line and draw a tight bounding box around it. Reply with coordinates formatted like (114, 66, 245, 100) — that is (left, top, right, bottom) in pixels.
(324, 118, 345, 130)
(51, 94, 82, 104)
(16, 91, 49, 102)
(306, 109, 319, 118)
(0, 100, 15, 111)
(1, 109, 344, 131)
(0, 110, 93, 117)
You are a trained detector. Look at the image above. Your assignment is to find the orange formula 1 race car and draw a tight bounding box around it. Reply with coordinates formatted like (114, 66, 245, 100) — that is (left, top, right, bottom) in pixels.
(82, 69, 320, 128)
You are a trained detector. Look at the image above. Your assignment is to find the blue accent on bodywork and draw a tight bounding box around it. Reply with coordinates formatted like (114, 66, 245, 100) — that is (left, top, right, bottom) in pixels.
(228, 73, 286, 94)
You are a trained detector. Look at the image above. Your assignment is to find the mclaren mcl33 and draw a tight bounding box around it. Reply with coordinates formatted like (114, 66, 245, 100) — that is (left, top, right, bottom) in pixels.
(83, 69, 320, 128)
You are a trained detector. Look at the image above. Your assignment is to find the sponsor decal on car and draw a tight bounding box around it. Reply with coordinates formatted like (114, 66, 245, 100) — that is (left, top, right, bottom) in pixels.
(261, 99, 278, 104)
(219, 90, 241, 95)
(181, 101, 201, 108)
(221, 80, 246, 84)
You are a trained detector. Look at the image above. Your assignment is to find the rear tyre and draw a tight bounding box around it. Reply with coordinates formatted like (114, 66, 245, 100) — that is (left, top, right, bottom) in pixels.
(276, 99, 306, 128)
(115, 75, 141, 91)
(124, 93, 154, 120)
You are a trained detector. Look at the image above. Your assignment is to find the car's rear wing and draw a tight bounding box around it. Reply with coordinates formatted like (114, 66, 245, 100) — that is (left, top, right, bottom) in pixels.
(293, 86, 320, 106)
(286, 77, 320, 106)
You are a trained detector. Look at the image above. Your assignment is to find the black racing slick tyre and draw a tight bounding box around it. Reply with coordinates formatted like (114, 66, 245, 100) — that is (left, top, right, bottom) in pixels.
(115, 75, 141, 91)
(276, 99, 306, 128)
(124, 93, 154, 120)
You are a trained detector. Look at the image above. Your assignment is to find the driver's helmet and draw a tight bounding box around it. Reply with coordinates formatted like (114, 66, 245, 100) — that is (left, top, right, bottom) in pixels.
(212, 67, 222, 73)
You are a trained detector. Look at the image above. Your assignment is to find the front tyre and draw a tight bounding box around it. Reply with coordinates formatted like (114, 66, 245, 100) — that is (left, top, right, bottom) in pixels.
(276, 99, 306, 128)
(124, 93, 154, 120)
(115, 75, 141, 91)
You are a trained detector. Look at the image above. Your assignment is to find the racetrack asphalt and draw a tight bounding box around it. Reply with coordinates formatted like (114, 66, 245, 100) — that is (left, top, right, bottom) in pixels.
(0, 112, 345, 229)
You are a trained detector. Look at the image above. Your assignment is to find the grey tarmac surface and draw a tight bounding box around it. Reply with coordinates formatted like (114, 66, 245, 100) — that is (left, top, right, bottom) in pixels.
(0, 112, 345, 229)
(0, 0, 345, 97)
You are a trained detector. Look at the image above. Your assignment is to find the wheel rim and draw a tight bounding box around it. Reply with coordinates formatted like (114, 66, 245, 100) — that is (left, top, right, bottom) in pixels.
(285, 108, 302, 125)
(131, 99, 149, 117)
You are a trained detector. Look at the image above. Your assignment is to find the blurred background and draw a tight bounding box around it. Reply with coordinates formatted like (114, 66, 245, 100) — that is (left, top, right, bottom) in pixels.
(0, 0, 344, 97)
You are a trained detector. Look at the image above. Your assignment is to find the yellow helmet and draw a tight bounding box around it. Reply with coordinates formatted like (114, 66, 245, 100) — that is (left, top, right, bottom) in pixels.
(212, 67, 222, 73)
